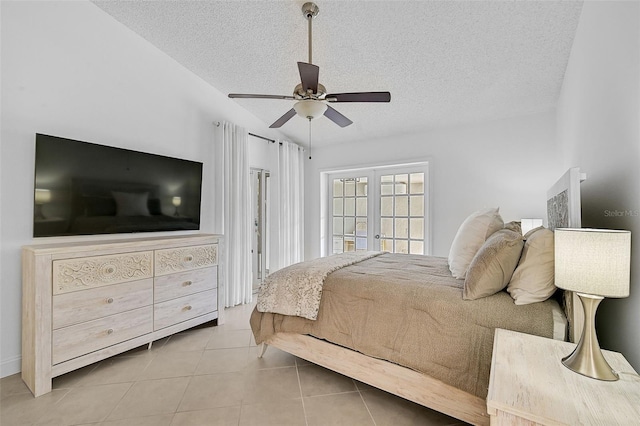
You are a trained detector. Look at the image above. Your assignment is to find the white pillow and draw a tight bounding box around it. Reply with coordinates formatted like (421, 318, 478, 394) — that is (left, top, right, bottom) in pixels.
(507, 227, 556, 305)
(448, 207, 504, 279)
(112, 191, 150, 217)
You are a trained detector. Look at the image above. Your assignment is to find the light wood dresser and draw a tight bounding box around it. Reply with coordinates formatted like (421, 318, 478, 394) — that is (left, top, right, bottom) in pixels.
(22, 234, 224, 397)
(487, 328, 640, 425)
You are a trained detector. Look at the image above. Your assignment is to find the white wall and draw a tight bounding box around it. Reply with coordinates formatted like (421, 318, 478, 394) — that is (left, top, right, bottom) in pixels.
(0, 1, 281, 377)
(557, 0, 640, 369)
(305, 111, 560, 260)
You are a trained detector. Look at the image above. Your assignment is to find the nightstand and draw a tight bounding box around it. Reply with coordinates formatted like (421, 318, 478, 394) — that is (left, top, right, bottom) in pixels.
(487, 329, 640, 425)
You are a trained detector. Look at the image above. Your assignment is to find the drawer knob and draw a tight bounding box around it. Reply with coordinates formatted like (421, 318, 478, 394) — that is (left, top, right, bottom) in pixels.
(184, 305, 192, 311)
(183, 281, 192, 287)
(184, 255, 194, 262)
(106, 297, 114, 304)
(107, 328, 114, 335)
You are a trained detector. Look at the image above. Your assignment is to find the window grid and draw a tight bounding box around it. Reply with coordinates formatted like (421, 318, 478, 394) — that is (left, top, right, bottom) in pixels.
(380, 172, 425, 254)
(332, 177, 368, 254)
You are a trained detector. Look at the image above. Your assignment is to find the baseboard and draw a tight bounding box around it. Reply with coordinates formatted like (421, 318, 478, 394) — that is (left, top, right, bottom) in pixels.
(1, 355, 21, 378)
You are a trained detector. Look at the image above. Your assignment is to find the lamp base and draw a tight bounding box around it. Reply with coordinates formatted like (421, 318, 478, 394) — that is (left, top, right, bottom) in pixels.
(561, 293, 618, 381)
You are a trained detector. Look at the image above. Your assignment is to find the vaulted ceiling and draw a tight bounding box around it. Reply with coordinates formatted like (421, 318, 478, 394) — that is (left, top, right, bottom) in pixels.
(92, 1, 583, 147)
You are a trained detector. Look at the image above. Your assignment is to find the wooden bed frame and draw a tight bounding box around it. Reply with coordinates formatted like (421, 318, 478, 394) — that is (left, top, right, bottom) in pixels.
(258, 168, 586, 426)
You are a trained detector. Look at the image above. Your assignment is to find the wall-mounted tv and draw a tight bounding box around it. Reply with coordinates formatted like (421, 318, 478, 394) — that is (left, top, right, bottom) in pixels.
(33, 133, 203, 238)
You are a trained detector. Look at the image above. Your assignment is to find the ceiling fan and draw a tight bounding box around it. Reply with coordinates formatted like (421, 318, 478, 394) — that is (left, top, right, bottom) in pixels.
(228, 2, 391, 129)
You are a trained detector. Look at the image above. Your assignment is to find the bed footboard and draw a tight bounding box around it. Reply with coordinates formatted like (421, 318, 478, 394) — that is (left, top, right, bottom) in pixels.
(264, 332, 490, 426)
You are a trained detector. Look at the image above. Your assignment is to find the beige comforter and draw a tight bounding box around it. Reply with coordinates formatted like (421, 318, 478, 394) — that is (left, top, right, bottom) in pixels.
(250, 253, 559, 398)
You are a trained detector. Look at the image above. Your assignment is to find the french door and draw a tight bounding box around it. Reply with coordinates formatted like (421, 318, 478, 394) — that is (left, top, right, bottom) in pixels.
(328, 164, 429, 255)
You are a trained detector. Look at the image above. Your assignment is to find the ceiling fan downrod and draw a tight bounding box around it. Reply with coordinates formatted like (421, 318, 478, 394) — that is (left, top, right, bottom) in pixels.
(302, 2, 319, 65)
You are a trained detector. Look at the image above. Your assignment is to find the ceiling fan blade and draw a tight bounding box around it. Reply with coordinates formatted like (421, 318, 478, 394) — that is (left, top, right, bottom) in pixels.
(326, 92, 391, 103)
(269, 108, 297, 128)
(298, 62, 319, 94)
(324, 105, 353, 127)
(229, 93, 296, 100)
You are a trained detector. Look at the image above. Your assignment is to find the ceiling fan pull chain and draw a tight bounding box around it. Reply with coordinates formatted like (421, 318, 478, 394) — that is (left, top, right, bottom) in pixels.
(308, 118, 312, 160)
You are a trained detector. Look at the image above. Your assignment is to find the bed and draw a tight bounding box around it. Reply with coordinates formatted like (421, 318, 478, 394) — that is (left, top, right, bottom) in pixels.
(250, 168, 585, 425)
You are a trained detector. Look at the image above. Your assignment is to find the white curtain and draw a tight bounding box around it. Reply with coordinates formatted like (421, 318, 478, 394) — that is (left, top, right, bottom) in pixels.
(220, 122, 253, 307)
(277, 141, 305, 268)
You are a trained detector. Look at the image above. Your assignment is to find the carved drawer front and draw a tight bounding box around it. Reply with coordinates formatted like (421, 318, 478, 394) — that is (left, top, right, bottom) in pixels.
(53, 251, 153, 295)
(52, 306, 153, 365)
(154, 289, 217, 330)
(154, 267, 217, 303)
(52, 278, 153, 329)
(155, 244, 217, 276)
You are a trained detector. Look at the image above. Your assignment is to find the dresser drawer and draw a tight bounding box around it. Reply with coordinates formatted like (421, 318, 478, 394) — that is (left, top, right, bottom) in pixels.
(154, 289, 217, 330)
(52, 306, 153, 365)
(53, 251, 153, 295)
(155, 244, 217, 276)
(53, 278, 153, 329)
(154, 267, 217, 303)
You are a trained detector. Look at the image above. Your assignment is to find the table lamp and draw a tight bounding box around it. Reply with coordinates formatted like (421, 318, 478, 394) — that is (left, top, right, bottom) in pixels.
(34, 188, 51, 220)
(172, 196, 182, 217)
(554, 228, 631, 381)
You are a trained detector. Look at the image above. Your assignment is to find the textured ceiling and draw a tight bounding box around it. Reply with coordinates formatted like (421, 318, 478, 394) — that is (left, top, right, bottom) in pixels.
(92, 0, 583, 147)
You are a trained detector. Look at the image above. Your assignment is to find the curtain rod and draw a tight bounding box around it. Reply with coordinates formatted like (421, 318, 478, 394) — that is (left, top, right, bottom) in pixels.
(214, 121, 277, 144)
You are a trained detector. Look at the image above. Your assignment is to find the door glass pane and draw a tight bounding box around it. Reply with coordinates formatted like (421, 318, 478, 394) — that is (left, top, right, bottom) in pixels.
(344, 198, 355, 216)
(356, 218, 367, 236)
(410, 173, 424, 194)
(344, 236, 355, 252)
(356, 178, 367, 196)
(333, 236, 343, 254)
(381, 218, 393, 238)
(345, 180, 356, 196)
(381, 175, 393, 195)
(410, 240, 424, 254)
(381, 238, 393, 252)
(395, 174, 408, 195)
(333, 180, 343, 196)
(356, 198, 367, 216)
(395, 218, 408, 239)
(333, 198, 343, 216)
(333, 217, 343, 235)
(395, 196, 408, 216)
(381, 196, 393, 216)
(410, 218, 423, 239)
(344, 217, 355, 236)
(410, 195, 424, 216)
(395, 240, 409, 254)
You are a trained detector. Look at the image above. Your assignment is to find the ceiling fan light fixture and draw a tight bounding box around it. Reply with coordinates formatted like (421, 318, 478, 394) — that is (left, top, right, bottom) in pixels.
(293, 99, 327, 120)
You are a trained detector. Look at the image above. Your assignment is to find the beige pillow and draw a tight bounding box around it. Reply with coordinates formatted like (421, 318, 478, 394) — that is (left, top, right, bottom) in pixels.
(504, 221, 522, 235)
(448, 207, 504, 279)
(463, 228, 524, 300)
(507, 227, 555, 305)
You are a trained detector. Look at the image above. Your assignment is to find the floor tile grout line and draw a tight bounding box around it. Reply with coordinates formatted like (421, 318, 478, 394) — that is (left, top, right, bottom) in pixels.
(100, 381, 135, 424)
(355, 380, 378, 426)
(295, 357, 310, 426)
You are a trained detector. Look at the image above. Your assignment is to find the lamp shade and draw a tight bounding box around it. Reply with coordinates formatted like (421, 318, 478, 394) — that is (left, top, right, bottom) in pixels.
(293, 100, 327, 119)
(172, 196, 182, 207)
(555, 228, 631, 298)
(35, 189, 51, 204)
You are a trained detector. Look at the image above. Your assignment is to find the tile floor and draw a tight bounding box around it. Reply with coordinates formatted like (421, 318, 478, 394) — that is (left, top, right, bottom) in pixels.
(0, 302, 468, 425)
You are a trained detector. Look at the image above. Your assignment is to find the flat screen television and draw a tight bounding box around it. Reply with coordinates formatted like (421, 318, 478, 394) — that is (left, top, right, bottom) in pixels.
(33, 133, 203, 238)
